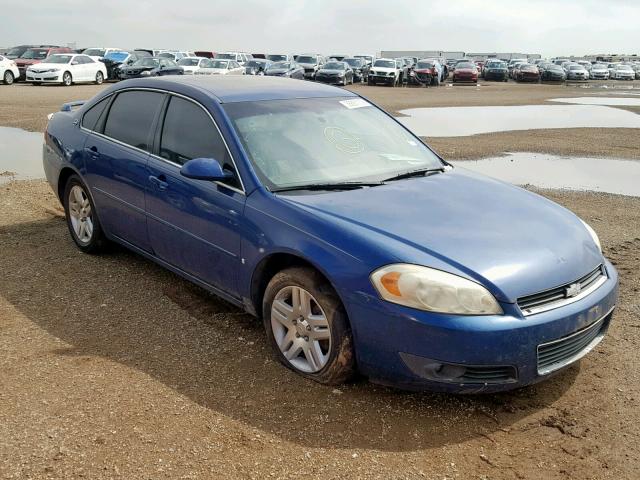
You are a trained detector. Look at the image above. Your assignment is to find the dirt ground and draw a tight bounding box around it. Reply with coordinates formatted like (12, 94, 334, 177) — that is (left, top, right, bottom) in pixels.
(0, 80, 639, 479)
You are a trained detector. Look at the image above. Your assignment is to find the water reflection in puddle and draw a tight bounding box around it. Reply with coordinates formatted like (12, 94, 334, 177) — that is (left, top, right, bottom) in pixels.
(398, 105, 640, 137)
(0, 127, 44, 184)
(549, 97, 640, 106)
(451, 153, 640, 196)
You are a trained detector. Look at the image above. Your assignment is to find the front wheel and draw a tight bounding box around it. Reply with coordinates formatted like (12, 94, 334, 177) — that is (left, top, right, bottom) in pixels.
(62, 71, 72, 86)
(263, 267, 355, 385)
(95, 71, 104, 84)
(63, 175, 108, 253)
(3, 70, 14, 85)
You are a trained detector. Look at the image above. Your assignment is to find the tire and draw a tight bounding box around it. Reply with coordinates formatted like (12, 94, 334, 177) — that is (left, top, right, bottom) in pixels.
(263, 267, 355, 385)
(95, 71, 104, 85)
(3, 70, 14, 85)
(367, 80, 373, 86)
(63, 175, 108, 254)
(433, 76, 440, 87)
(62, 71, 72, 86)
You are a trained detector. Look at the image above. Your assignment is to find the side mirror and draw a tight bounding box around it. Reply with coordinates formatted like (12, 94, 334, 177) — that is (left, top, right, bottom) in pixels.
(180, 158, 232, 181)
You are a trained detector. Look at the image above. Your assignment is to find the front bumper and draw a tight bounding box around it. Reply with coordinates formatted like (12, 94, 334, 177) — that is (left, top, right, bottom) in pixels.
(484, 71, 507, 80)
(315, 75, 344, 84)
(26, 71, 62, 83)
(369, 74, 395, 84)
(347, 260, 618, 393)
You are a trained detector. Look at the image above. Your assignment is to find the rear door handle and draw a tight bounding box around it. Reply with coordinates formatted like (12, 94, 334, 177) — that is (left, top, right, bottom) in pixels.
(149, 175, 169, 191)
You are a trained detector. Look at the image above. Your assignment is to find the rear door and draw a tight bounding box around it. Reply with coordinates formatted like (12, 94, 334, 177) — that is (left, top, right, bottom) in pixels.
(145, 94, 245, 295)
(82, 89, 165, 252)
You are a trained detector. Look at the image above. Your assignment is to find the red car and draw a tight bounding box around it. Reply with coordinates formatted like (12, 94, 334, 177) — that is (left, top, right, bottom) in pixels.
(194, 51, 215, 59)
(516, 64, 541, 82)
(15, 46, 73, 80)
(410, 59, 442, 86)
(452, 61, 478, 83)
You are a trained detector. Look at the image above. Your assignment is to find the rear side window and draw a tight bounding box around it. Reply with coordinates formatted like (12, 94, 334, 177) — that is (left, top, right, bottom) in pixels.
(103, 90, 164, 151)
(159, 96, 240, 188)
(81, 96, 111, 131)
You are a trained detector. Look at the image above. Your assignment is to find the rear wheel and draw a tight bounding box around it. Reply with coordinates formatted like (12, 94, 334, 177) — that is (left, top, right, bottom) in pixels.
(62, 71, 72, 86)
(95, 71, 104, 84)
(263, 267, 355, 385)
(3, 70, 14, 85)
(63, 175, 108, 253)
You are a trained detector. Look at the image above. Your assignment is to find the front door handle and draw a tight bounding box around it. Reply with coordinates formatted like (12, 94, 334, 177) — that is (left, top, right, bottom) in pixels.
(84, 145, 99, 158)
(149, 175, 169, 191)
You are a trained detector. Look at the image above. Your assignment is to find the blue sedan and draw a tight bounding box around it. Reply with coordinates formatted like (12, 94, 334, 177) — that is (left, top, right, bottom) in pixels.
(43, 76, 618, 393)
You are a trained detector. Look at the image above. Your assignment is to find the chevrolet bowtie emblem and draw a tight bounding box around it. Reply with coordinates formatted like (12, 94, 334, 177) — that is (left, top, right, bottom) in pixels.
(566, 282, 582, 298)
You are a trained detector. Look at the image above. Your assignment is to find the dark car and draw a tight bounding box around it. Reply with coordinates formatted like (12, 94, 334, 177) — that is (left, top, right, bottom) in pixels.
(102, 50, 150, 81)
(541, 64, 567, 82)
(452, 62, 478, 83)
(315, 61, 353, 85)
(245, 59, 272, 75)
(343, 57, 368, 83)
(264, 61, 304, 79)
(194, 51, 215, 59)
(515, 64, 541, 82)
(118, 57, 183, 79)
(15, 46, 73, 80)
(296, 54, 325, 80)
(251, 53, 266, 59)
(4, 44, 57, 60)
(482, 60, 508, 81)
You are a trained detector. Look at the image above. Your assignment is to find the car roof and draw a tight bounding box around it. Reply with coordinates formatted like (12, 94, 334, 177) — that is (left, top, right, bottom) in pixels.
(118, 75, 357, 104)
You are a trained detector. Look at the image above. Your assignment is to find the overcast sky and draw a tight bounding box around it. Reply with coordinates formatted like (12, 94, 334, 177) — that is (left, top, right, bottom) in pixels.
(4, 0, 639, 57)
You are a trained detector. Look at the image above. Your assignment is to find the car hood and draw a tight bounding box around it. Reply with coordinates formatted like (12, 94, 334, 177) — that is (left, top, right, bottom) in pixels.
(267, 68, 290, 74)
(281, 168, 602, 302)
(16, 59, 43, 66)
(318, 69, 344, 74)
(372, 66, 396, 73)
(455, 68, 476, 73)
(26, 62, 65, 70)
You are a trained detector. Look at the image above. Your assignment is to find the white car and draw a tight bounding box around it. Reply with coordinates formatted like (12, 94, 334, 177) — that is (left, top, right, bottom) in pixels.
(26, 54, 107, 86)
(214, 52, 252, 65)
(368, 58, 400, 86)
(82, 47, 121, 61)
(196, 59, 245, 75)
(590, 64, 610, 80)
(613, 64, 635, 80)
(0, 55, 20, 85)
(177, 57, 210, 74)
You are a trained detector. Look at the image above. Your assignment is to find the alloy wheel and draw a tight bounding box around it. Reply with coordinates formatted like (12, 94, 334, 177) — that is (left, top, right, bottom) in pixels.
(68, 185, 93, 244)
(270, 286, 331, 373)
(63, 72, 72, 86)
(4, 71, 14, 85)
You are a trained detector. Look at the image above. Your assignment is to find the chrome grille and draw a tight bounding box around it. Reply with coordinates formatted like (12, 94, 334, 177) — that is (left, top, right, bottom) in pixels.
(518, 265, 606, 316)
(537, 310, 611, 375)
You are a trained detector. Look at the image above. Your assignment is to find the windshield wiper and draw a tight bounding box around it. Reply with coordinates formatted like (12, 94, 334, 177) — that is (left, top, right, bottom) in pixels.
(270, 181, 385, 193)
(383, 167, 446, 182)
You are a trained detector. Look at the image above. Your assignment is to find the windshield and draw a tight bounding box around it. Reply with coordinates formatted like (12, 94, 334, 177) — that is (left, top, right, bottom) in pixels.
(158, 52, 175, 59)
(6, 47, 26, 57)
(45, 55, 73, 64)
(178, 58, 200, 66)
(104, 51, 129, 62)
(417, 61, 434, 69)
(487, 62, 505, 68)
(456, 62, 475, 69)
(373, 60, 395, 68)
(270, 62, 290, 69)
(223, 97, 442, 190)
(267, 54, 288, 62)
(135, 58, 160, 67)
(210, 60, 229, 69)
(215, 53, 235, 60)
(344, 59, 361, 67)
(618, 65, 633, 71)
(323, 62, 345, 70)
(83, 48, 105, 57)
(569, 65, 583, 70)
(21, 49, 49, 60)
(296, 56, 316, 64)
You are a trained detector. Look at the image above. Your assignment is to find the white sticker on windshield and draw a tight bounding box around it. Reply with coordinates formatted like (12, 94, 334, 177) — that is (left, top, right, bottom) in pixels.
(339, 98, 371, 109)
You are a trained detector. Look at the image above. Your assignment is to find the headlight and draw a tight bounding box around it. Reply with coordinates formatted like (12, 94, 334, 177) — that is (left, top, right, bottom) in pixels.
(370, 264, 503, 315)
(580, 219, 602, 253)
(140, 70, 151, 76)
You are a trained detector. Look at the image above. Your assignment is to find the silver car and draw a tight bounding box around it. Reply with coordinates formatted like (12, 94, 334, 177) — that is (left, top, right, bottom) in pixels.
(590, 64, 610, 80)
(613, 64, 635, 80)
(566, 64, 589, 80)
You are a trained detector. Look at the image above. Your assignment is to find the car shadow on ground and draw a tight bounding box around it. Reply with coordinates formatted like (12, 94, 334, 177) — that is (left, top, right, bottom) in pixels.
(0, 217, 578, 452)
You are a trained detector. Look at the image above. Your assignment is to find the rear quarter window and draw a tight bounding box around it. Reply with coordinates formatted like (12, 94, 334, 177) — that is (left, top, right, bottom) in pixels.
(81, 96, 112, 132)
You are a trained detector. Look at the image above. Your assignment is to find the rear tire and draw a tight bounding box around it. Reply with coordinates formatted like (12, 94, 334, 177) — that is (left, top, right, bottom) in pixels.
(263, 267, 356, 385)
(3, 70, 14, 85)
(63, 175, 108, 254)
(95, 71, 104, 84)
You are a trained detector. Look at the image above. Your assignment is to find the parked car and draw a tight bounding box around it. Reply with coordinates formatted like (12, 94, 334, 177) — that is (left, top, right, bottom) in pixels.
(613, 64, 635, 80)
(541, 64, 567, 82)
(368, 58, 400, 86)
(515, 64, 541, 82)
(118, 57, 183, 79)
(82, 48, 121, 61)
(452, 61, 478, 83)
(314, 61, 353, 85)
(576, 60, 593, 72)
(101, 50, 150, 81)
(178, 57, 211, 75)
(507, 58, 527, 77)
(510, 62, 527, 79)
(4, 44, 57, 60)
(244, 59, 272, 75)
(354, 55, 374, 67)
(266, 54, 292, 62)
(44, 76, 618, 393)
(633, 63, 640, 80)
(482, 60, 508, 81)
(265, 61, 304, 79)
(566, 64, 589, 81)
(15, 46, 73, 80)
(25, 53, 107, 86)
(410, 59, 443, 86)
(197, 59, 245, 76)
(589, 63, 610, 80)
(0, 55, 20, 85)
(295, 54, 325, 80)
(343, 57, 369, 82)
(215, 52, 252, 65)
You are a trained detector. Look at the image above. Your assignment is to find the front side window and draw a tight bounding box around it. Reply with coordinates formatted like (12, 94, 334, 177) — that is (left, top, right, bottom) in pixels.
(159, 96, 240, 188)
(103, 91, 164, 151)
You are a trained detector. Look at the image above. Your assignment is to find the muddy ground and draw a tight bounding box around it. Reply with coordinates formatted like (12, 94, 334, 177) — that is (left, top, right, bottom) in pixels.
(0, 81, 639, 479)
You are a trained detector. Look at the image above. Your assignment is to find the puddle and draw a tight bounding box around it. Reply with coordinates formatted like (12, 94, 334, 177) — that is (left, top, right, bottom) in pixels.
(549, 97, 640, 106)
(397, 104, 640, 137)
(451, 153, 640, 196)
(0, 127, 44, 184)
